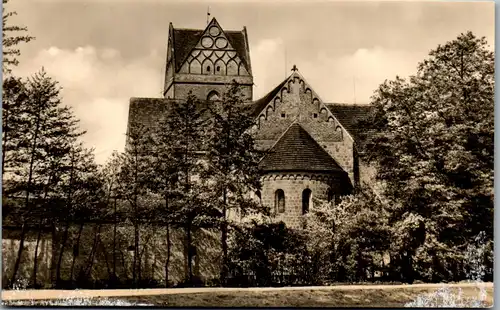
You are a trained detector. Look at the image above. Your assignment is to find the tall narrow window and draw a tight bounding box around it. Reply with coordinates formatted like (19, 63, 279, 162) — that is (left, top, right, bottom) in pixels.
(302, 189, 312, 214)
(327, 189, 334, 203)
(255, 190, 262, 204)
(275, 189, 285, 213)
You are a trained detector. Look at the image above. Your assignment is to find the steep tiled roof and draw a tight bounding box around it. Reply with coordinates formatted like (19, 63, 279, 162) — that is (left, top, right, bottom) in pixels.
(172, 28, 251, 73)
(127, 98, 213, 135)
(259, 123, 345, 173)
(225, 31, 251, 74)
(173, 29, 203, 72)
(326, 104, 373, 142)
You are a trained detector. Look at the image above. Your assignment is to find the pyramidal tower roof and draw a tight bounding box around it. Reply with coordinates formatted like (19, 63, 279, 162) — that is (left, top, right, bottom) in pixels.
(259, 123, 345, 173)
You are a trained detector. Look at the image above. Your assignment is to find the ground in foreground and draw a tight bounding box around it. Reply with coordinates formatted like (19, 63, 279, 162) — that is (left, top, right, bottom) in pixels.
(3, 285, 493, 307)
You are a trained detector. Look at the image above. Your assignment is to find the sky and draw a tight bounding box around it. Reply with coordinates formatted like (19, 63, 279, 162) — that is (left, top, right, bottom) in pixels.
(6, 0, 495, 165)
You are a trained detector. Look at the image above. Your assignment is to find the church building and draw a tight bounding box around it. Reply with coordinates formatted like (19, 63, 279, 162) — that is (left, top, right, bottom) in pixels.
(127, 17, 373, 229)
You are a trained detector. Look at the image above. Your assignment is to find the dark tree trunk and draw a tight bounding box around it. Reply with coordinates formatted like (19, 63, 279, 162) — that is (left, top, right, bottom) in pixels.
(99, 234, 113, 282)
(165, 223, 171, 288)
(132, 222, 139, 288)
(84, 224, 102, 280)
(10, 106, 42, 288)
(220, 189, 228, 286)
(32, 217, 43, 288)
(112, 197, 117, 285)
(186, 221, 193, 285)
(69, 222, 84, 283)
(164, 187, 171, 288)
(55, 221, 70, 288)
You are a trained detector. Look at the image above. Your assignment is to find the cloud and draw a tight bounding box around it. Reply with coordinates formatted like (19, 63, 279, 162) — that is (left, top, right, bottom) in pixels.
(298, 47, 425, 104)
(250, 38, 287, 99)
(15, 45, 163, 165)
(250, 40, 425, 105)
(13, 43, 428, 166)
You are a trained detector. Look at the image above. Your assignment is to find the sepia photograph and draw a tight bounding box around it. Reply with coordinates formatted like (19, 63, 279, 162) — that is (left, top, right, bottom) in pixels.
(1, 0, 495, 307)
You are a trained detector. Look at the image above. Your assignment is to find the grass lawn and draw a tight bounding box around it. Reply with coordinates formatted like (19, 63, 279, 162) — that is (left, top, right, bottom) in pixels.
(3, 285, 492, 307)
(112, 286, 494, 307)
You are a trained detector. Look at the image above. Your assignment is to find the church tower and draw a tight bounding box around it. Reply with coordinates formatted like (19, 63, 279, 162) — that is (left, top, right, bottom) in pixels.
(163, 18, 253, 101)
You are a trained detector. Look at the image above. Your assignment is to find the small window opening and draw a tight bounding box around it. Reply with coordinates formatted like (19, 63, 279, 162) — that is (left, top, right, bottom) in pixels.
(302, 188, 311, 215)
(313, 113, 318, 118)
(275, 189, 285, 213)
(207, 66, 211, 72)
(207, 90, 220, 101)
(327, 189, 334, 203)
(281, 113, 286, 118)
(256, 190, 262, 200)
(217, 66, 221, 72)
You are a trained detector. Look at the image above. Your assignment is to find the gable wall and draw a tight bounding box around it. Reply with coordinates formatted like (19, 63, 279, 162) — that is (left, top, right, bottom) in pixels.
(252, 75, 356, 185)
(168, 20, 253, 101)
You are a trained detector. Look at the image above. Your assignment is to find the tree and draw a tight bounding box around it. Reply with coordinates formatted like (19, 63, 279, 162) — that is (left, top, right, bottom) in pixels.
(303, 189, 391, 283)
(100, 151, 122, 286)
(3, 0, 35, 74)
(151, 92, 208, 285)
(204, 82, 263, 285)
(116, 123, 155, 287)
(358, 32, 494, 282)
(54, 143, 102, 288)
(2, 76, 28, 179)
(4, 69, 85, 287)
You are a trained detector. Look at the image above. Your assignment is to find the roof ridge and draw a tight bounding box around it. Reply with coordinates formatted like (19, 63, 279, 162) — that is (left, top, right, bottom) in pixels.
(251, 73, 295, 117)
(259, 122, 344, 173)
(259, 120, 301, 161)
(172, 27, 204, 31)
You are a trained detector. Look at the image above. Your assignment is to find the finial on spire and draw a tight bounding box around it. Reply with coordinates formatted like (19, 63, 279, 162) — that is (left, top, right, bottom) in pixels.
(291, 64, 298, 72)
(207, 7, 211, 25)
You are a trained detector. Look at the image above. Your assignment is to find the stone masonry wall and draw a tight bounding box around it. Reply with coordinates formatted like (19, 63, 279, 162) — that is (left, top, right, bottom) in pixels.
(173, 82, 252, 102)
(260, 172, 344, 229)
(2, 224, 221, 288)
(252, 73, 356, 185)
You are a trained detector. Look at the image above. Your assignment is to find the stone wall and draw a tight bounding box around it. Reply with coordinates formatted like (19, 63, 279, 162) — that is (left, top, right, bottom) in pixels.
(173, 81, 252, 102)
(2, 228, 53, 288)
(260, 172, 345, 229)
(251, 73, 356, 185)
(2, 224, 221, 288)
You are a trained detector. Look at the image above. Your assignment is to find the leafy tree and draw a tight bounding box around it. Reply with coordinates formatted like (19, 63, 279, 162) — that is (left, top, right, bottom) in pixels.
(150, 92, 208, 285)
(5, 70, 85, 287)
(304, 189, 391, 283)
(228, 217, 307, 287)
(100, 151, 122, 285)
(204, 82, 263, 285)
(2, 76, 28, 179)
(54, 144, 102, 288)
(116, 123, 155, 287)
(2, 0, 34, 74)
(358, 32, 494, 282)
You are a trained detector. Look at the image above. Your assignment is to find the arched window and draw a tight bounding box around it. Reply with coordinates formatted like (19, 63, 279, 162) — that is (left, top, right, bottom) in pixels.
(207, 90, 220, 101)
(275, 189, 285, 213)
(327, 188, 334, 203)
(302, 189, 311, 214)
(255, 190, 262, 203)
